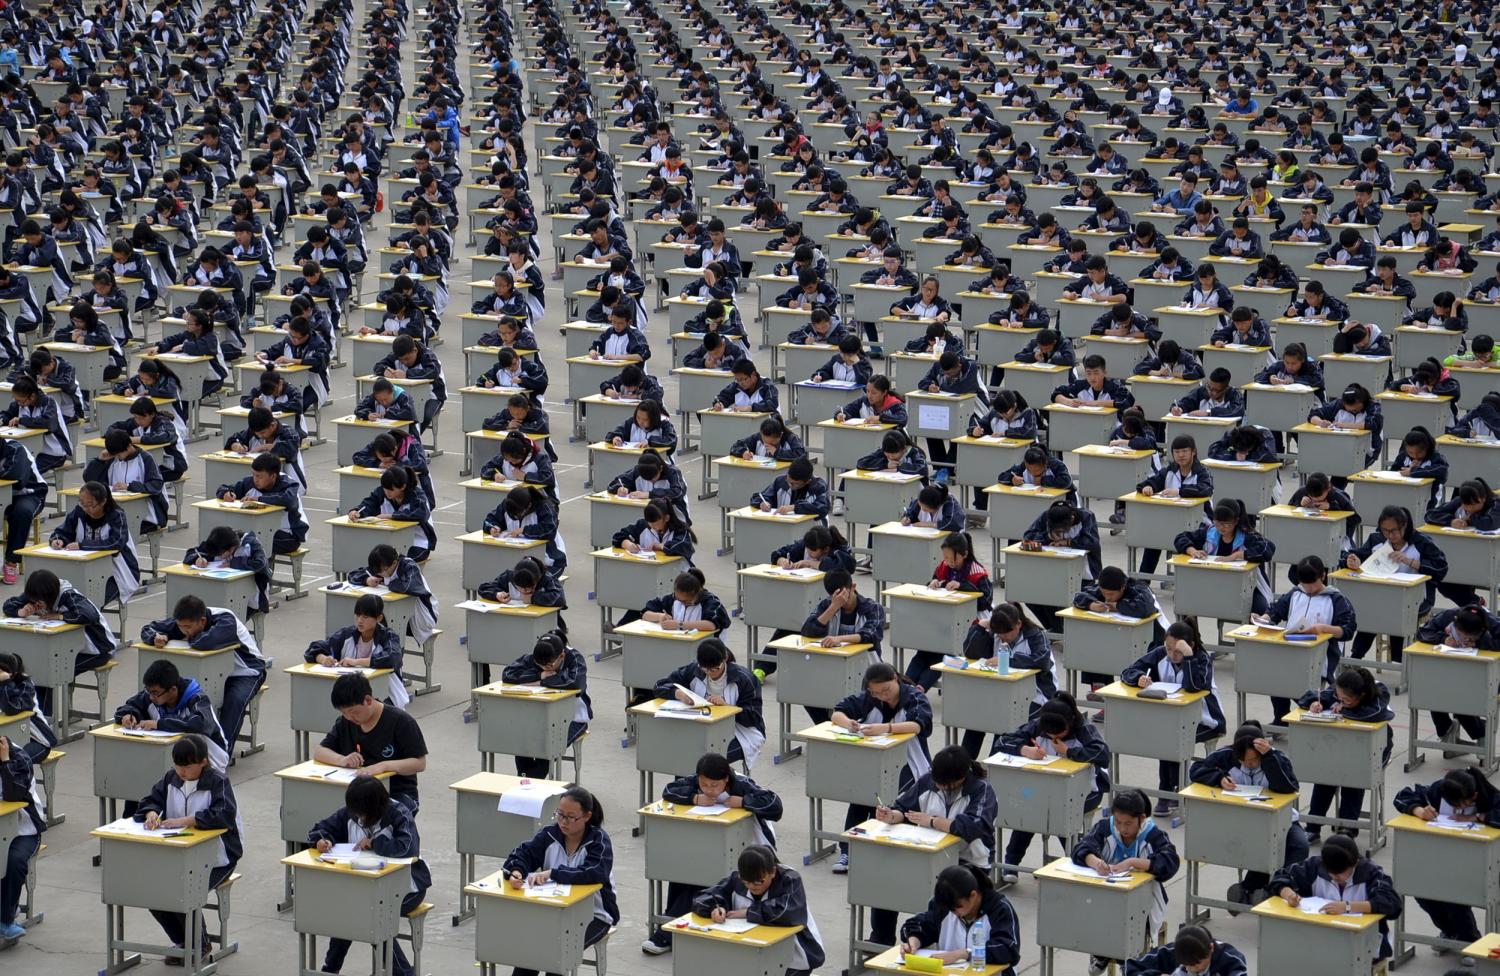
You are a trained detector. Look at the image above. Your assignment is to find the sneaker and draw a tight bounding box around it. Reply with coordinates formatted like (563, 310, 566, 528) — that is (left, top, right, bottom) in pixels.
(0, 922, 24, 940)
(832, 852, 849, 874)
(999, 868, 1019, 884)
(1305, 827, 1322, 844)
(1088, 955, 1111, 976)
(753, 668, 767, 683)
(1153, 798, 1177, 817)
(1225, 883, 1245, 916)
(2, 563, 16, 585)
(640, 938, 671, 955)
(831, 499, 845, 517)
(1108, 512, 1126, 525)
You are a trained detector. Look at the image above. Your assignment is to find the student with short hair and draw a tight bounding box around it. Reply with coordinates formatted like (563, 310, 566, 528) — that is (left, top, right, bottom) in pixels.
(115, 660, 231, 769)
(1271, 833, 1401, 958)
(1, 568, 116, 703)
(501, 633, 592, 778)
(312, 673, 428, 812)
(215, 453, 309, 554)
(1295, 666, 1394, 842)
(49, 480, 141, 606)
(1124, 924, 1246, 976)
(305, 593, 409, 707)
(692, 845, 826, 976)
(141, 595, 266, 757)
(1072, 788, 1181, 974)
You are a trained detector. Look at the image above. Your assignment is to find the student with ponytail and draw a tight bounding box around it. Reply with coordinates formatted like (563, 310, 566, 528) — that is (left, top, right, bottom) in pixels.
(957, 604, 1058, 757)
(1124, 924, 1246, 976)
(1345, 506, 1446, 664)
(654, 638, 765, 769)
(1172, 499, 1276, 613)
(1253, 555, 1357, 727)
(899, 864, 1022, 969)
(1271, 833, 1401, 959)
(1394, 768, 1500, 944)
(1414, 603, 1500, 747)
(900, 482, 964, 532)
(1122, 620, 1227, 810)
(349, 465, 436, 561)
(1388, 425, 1448, 505)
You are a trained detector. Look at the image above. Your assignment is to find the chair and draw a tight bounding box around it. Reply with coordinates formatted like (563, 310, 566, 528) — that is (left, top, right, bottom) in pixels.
(394, 901, 433, 975)
(36, 749, 65, 827)
(68, 659, 119, 730)
(204, 872, 242, 962)
(271, 546, 311, 599)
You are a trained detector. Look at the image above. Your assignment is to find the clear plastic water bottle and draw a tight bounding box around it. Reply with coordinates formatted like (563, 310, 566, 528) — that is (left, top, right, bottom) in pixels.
(968, 916, 990, 971)
(994, 647, 1011, 675)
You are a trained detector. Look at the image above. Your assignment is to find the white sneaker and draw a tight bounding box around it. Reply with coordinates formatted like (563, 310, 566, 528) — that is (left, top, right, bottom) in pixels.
(640, 938, 670, 955)
(832, 852, 849, 874)
(831, 499, 845, 517)
(1089, 956, 1111, 976)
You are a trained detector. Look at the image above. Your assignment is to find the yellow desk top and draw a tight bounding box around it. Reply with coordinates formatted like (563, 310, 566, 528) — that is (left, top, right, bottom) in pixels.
(1003, 542, 1089, 561)
(474, 681, 578, 702)
(866, 945, 1009, 976)
(325, 584, 410, 602)
(934, 661, 1039, 684)
(327, 515, 416, 531)
(1043, 402, 1116, 415)
(88, 723, 181, 744)
(460, 598, 560, 618)
(1179, 781, 1298, 811)
(591, 546, 681, 565)
(1167, 553, 1261, 573)
(882, 583, 984, 606)
(1259, 504, 1357, 522)
(1228, 624, 1332, 647)
(739, 564, 826, 584)
(92, 821, 226, 848)
(730, 506, 820, 524)
(1330, 568, 1430, 587)
(0, 799, 23, 818)
(587, 492, 650, 507)
(1376, 390, 1455, 404)
(275, 760, 393, 784)
(1462, 934, 1500, 964)
(1056, 606, 1159, 626)
(956, 435, 1034, 448)
(1118, 491, 1204, 507)
(714, 454, 791, 472)
(459, 477, 525, 493)
(983, 484, 1068, 499)
(1387, 811, 1500, 841)
(1034, 857, 1155, 890)
(846, 469, 924, 484)
(843, 817, 963, 852)
(460, 531, 547, 549)
(795, 721, 914, 749)
(332, 414, 415, 428)
(1000, 361, 1070, 373)
(1097, 679, 1210, 707)
(1403, 640, 1500, 663)
(628, 697, 741, 722)
(1348, 469, 1435, 487)
(131, 641, 236, 658)
(1149, 304, 1227, 316)
(1073, 444, 1157, 460)
(1292, 422, 1366, 437)
(1251, 895, 1384, 930)
(0, 616, 79, 633)
(1283, 706, 1389, 732)
(450, 771, 568, 797)
(1438, 434, 1500, 448)
(281, 847, 412, 879)
(766, 634, 873, 657)
(639, 800, 756, 826)
(1423, 523, 1500, 541)
(17, 544, 114, 561)
(284, 662, 393, 681)
(668, 914, 803, 947)
(1203, 458, 1283, 473)
(193, 498, 284, 516)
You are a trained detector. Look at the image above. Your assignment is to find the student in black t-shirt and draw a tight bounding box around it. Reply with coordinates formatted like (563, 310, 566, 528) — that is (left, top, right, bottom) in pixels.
(311, 673, 429, 812)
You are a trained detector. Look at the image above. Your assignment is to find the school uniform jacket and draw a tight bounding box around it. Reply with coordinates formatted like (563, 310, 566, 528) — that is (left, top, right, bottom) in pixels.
(477, 565, 567, 609)
(1122, 645, 1227, 733)
(900, 495, 965, 532)
(692, 867, 825, 971)
(1264, 584, 1358, 683)
(223, 420, 305, 490)
(655, 660, 764, 762)
(770, 540, 855, 574)
(2, 582, 114, 660)
(215, 474, 309, 545)
(998, 458, 1074, 500)
(50, 505, 140, 603)
(0, 741, 45, 835)
(305, 623, 406, 702)
(1349, 528, 1448, 614)
(893, 770, 999, 865)
(972, 406, 1037, 439)
(2, 394, 70, 462)
(1125, 941, 1247, 976)
(83, 450, 166, 527)
(749, 475, 831, 518)
(137, 766, 242, 868)
(372, 348, 447, 406)
(0, 672, 56, 755)
(604, 465, 690, 521)
(503, 824, 620, 925)
(1022, 507, 1104, 579)
(607, 416, 678, 452)
(917, 358, 989, 405)
(1424, 496, 1500, 532)
(900, 889, 1022, 968)
(834, 683, 934, 779)
(855, 445, 929, 477)
(962, 623, 1058, 705)
(114, 678, 230, 769)
(1449, 398, 1500, 439)
(183, 532, 271, 616)
(714, 377, 779, 413)
(610, 518, 696, 562)
(1073, 816, 1180, 888)
(142, 607, 266, 680)
(354, 391, 416, 423)
(1394, 776, 1500, 826)
(1051, 377, 1135, 412)
(502, 646, 593, 725)
(1190, 743, 1300, 801)
(640, 592, 732, 635)
(662, 771, 782, 847)
(802, 592, 887, 654)
(997, 717, 1111, 796)
(308, 800, 432, 893)
(1269, 856, 1401, 954)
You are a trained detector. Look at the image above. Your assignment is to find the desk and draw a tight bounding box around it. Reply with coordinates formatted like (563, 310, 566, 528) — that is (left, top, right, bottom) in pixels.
(1258, 504, 1357, 570)
(589, 440, 667, 492)
(728, 509, 819, 568)
(1001, 362, 1071, 410)
(1057, 607, 1160, 694)
(193, 499, 287, 550)
(937, 663, 1038, 748)
(1227, 624, 1332, 727)
(953, 436, 1032, 495)
(983, 485, 1069, 564)
(164, 565, 257, 626)
(1198, 343, 1272, 387)
(1120, 492, 1207, 579)
(842, 470, 925, 528)
(1180, 782, 1296, 922)
(1396, 325, 1466, 371)
(1082, 335, 1150, 379)
(1097, 680, 1213, 804)
(89, 725, 179, 852)
(711, 458, 792, 537)
(283, 849, 411, 976)
(1127, 376, 1198, 424)
(1252, 896, 1384, 976)
(449, 773, 565, 924)
(1167, 555, 1260, 624)
(1349, 469, 1436, 526)
(1321, 354, 1395, 399)
(1377, 392, 1454, 449)
(1449, 363, 1500, 404)
(1154, 305, 1222, 347)
(95, 822, 228, 974)
(1403, 642, 1500, 773)
(865, 945, 1008, 976)
(1244, 383, 1321, 434)
(273, 761, 394, 912)
(1282, 707, 1390, 847)
(584, 491, 649, 554)
(459, 478, 522, 534)
(1390, 812, 1500, 958)
(134, 642, 236, 714)
(326, 516, 415, 579)
(1202, 459, 1282, 510)
(1000, 543, 1088, 612)
(908, 392, 979, 444)
(766, 635, 874, 763)
(593, 548, 682, 635)
(1439, 435, 1500, 487)
(202, 451, 254, 497)
(0, 619, 85, 742)
(1292, 423, 1372, 479)
(670, 914, 803, 976)
(640, 801, 758, 931)
(629, 699, 741, 822)
(462, 600, 564, 688)
(1042, 403, 1117, 455)
(1424, 523, 1500, 608)
(285, 664, 394, 762)
(1464, 934, 1500, 976)
(844, 819, 965, 971)
(883, 583, 983, 674)
(791, 379, 860, 427)
(983, 752, 1096, 873)
(16, 546, 115, 610)
(738, 564, 827, 665)
(1035, 859, 1159, 976)
(459, 532, 550, 594)
(614, 618, 704, 693)
(332, 415, 414, 466)
(469, 869, 603, 976)
(974, 324, 1039, 368)
(473, 681, 580, 776)
(576, 393, 640, 445)
(1330, 568, 1428, 686)
(795, 722, 914, 862)
(870, 523, 948, 589)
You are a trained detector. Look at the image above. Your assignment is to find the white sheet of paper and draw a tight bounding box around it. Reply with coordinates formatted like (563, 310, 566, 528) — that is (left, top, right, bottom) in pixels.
(97, 817, 177, 837)
(456, 599, 497, 613)
(1052, 860, 1116, 880)
(673, 684, 710, 707)
(1226, 784, 1264, 798)
(654, 709, 707, 721)
(1145, 681, 1183, 695)
(120, 727, 179, 738)
(917, 404, 952, 429)
(319, 767, 359, 783)
(988, 753, 1056, 767)
(497, 781, 568, 818)
(688, 804, 731, 816)
(1437, 644, 1480, 656)
(1296, 897, 1341, 914)
(885, 823, 949, 846)
(523, 882, 573, 898)
(710, 918, 757, 933)
(1431, 815, 1481, 830)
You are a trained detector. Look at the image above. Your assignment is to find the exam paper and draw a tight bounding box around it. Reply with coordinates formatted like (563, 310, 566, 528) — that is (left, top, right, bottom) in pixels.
(307, 664, 374, 676)
(319, 767, 359, 783)
(497, 780, 568, 818)
(1226, 785, 1264, 798)
(673, 684, 710, 707)
(709, 918, 756, 933)
(198, 568, 243, 579)
(1431, 815, 1483, 830)
(1052, 860, 1116, 880)
(97, 817, 174, 837)
(120, 727, 179, 738)
(1436, 644, 1480, 656)
(883, 823, 948, 846)
(688, 804, 731, 816)
(523, 882, 574, 898)
(318, 843, 361, 862)
(988, 753, 1056, 767)
(1296, 897, 1342, 914)
(1144, 681, 1183, 695)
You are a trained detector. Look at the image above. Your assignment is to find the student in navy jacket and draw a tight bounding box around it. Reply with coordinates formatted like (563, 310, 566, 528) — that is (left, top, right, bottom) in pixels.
(502, 633, 593, 778)
(116, 660, 230, 770)
(773, 526, 855, 575)
(1207, 424, 1278, 464)
(1134, 435, 1215, 574)
(692, 845, 825, 975)
(1271, 834, 1401, 958)
(607, 399, 678, 454)
(900, 864, 1022, 970)
(656, 639, 765, 767)
(372, 337, 447, 434)
(135, 735, 242, 964)
(353, 379, 416, 423)
(1051, 354, 1135, 413)
(606, 453, 691, 525)
(1013, 328, 1076, 367)
(1388, 426, 1449, 506)
(143, 595, 266, 756)
(644, 754, 785, 953)
(901, 484, 965, 533)
(904, 532, 993, 689)
(50, 481, 140, 607)
(995, 693, 1111, 878)
(1344, 506, 1447, 664)
(1173, 500, 1277, 613)
(1425, 477, 1500, 537)
(348, 466, 436, 562)
(715, 360, 780, 413)
(308, 777, 431, 976)
(1122, 621, 1229, 808)
(1169, 368, 1244, 418)
(0, 648, 56, 764)
(1253, 555, 1358, 724)
(306, 593, 409, 706)
(2, 377, 69, 472)
(185, 527, 270, 618)
(1073, 788, 1180, 970)
(224, 406, 306, 493)
(1413, 605, 1500, 745)
(0, 727, 45, 941)
(1021, 500, 1103, 581)
(829, 661, 934, 874)
(998, 445, 1076, 504)
(1125, 924, 1247, 976)
(730, 417, 806, 462)
(836, 377, 908, 427)
(1296, 666, 1395, 842)
(612, 501, 697, 564)
(750, 457, 830, 519)
(917, 351, 988, 479)
(1190, 723, 1309, 905)
(884, 745, 1000, 867)
(855, 430, 930, 481)
(958, 603, 1058, 757)
(1393, 767, 1500, 942)
(2, 569, 116, 709)
(216, 453, 308, 554)
(503, 785, 620, 976)
(638, 570, 732, 637)
(969, 389, 1037, 441)
(482, 484, 565, 570)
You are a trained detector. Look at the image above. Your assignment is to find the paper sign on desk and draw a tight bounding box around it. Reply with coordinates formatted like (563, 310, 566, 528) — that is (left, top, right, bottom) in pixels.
(320, 768, 359, 783)
(198, 568, 242, 580)
(498, 780, 568, 818)
(917, 404, 952, 429)
(688, 804, 731, 816)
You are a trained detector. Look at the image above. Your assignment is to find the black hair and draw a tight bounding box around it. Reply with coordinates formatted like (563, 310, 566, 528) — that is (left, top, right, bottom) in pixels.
(930, 743, 985, 785)
(736, 844, 778, 883)
(1035, 691, 1086, 738)
(170, 734, 210, 767)
(932, 864, 993, 912)
(345, 775, 391, 825)
(1111, 786, 1151, 817)
(142, 659, 181, 689)
(1333, 665, 1379, 706)
(330, 672, 374, 708)
(559, 783, 604, 828)
(696, 637, 732, 668)
(1172, 925, 1215, 966)
(1321, 833, 1360, 873)
(695, 752, 734, 782)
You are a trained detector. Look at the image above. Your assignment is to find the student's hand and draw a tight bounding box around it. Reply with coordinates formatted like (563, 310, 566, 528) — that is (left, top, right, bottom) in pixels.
(507, 871, 525, 889)
(612, 436, 623, 447)
(1320, 900, 1349, 915)
(1020, 741, 1046, 760)
(342, 751, 364, 768)
(316, 654, 338, 666)
(137, 720, 158, 731)
(905, 811, 936, 829)
(120, 713, 138, 729)
(353, 836, 374, 851)
(1186, 547, 1206, 558)
(144, 811, 162, 830)
(900, 516, 913, 526)
(659, 618, 681, 630)
(1452, 515, 1469, 529)
(49, 538, 63, 549)
(1307, 700, 1324, 714)
(65, 542, 80, 551)
(710, 906, 728, 923)
(1414, 805, 1438, 821)
(1346, 554, 1362, 571)
(876, 805, 903, 824)
(315, 838, 333, 853)
(527, 870, 550, 886)
(674, 688, 697, 705)
(903, 937, 923, 958)
(707, 694, 727, 706)
(1280, 887, 1301, 907)
(1160, 488, 1180, 498)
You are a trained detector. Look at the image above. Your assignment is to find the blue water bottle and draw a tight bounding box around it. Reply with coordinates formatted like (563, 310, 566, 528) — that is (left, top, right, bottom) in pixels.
(995, 647, 1011, 675)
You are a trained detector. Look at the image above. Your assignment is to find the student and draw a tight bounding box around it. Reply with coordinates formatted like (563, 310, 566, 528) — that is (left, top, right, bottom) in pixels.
(957, 603, 1058, 757)
(1296, 666, 1394, 842)
(1289, 472, 1362, 545)
(1169, 367, 1244, 417)
(142, 596, 266, 756)
(1388, 425, 1449, 505)
(1051, 354, 1135, 412)
(1450, 390, 1500, 440)
(135, 735, 241, 966)
(2, 376, 70, 472)
(801, 570, 888, 701)
(1344, 506, 1447, 664)
(773, 526, 855, 574)
(1413, 605, 1500, 748)
(1122, 620, 1227, 809)
(347, 544, 440, 648)
(1021, 500, 1103, 589)
(997, 444, 1075, 504)
(828, 662, 933, 876)
(644, 753, 785, 954)
(1307, 384, 1384, 464)
(347, 465, 436, 562)
(305, 593, 409, 707)
(905, 533, 993, 689)
(750, 457, 831, 520)
(182, 526, 271, 621)
(115, 659, 230, 769)
(215, 453, 310, 554)
(881, 744, 999, 867)
(606, 452, 691, 524)
(901, 483, 964, 532)
(503, 785, 620, 976)
(994, 693, 1111, 879)
(1, 568, 116, 708)
(731, 416, 806, 462)
(1072, 788, 1180, 973)
(1271, 833, 1401, 958)
(899, 864, 1022, 970)
(1189, 723, 1309, 906)
(1172, 499, 1276, 613)
(836, 375, 907, 427)
(84, 427, 167, 533)
(482, 484, 565, 569)
(0, 728, 44, 942)
(502, 633, 592, 778)
(714, 358, 779, 413)
(608, 399, 678, 454)
(638, 570, 732, 636)
(854, 429, 930, 484)
(692, 845, 825, 976)
(476, 432, 554, 501)
(1124, 924, 1247, 976)
(1425, 477, 1500, 537)
(48, 481, 140, 606)
(969, 389, 1036, 441)
(308, 777, 431, 976)
(312, 673, 428, 813)
(1393, 768, 1500, 944)
(112, 393, 188, 483)
(655, 638, 764, 767)
(1135, 435, 1214, 574)
(613, 500, 697, 563)
(1253, 555, 1358, 725)
(0, 648, 54, 764)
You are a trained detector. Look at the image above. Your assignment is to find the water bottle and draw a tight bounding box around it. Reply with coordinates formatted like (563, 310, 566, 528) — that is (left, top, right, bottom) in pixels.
(968, 916, 990, 972)
(994, 648, 1011, 675)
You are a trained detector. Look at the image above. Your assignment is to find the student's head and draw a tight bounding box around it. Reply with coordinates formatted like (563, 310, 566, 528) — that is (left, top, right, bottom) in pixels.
(693, 751, 736, 798)
(1292, 555, 1329, 595)
(932, 864, 993, 923)
(353, 593, 385, 633)
(1035, 692, 1086, 743)
(736, 844, 780, 894)
(861, 660, 904, 706)
(1108, 787, 1153, 843)
(531, 631, 567, 670)
(880, 430, 909, 462)
(170, 734, 212, 783)
(1170, 434, 1198, 468)
(1082, 354, 1106, 384)
(171, 595, 211, 639)
(674, 569, 706, 604)
(250, 452, 283, 491)
(1204, 368, 1231, 401)
(929, 744, 983, 793)
(198, 526, 240, 562)
(1331, 665, 1379, 710)
(1169, 926, 1218, 973)
(1320, 833, 1362, 880)
(554, 784, 603, 839)
(733, 359, 760, 390)
(1375, 505, 1414, 548)
(1402, 426, 1435, 462)
(1163, 619, 1202, 661)
(329, 672, 379, 722)
(344, 775, 392, 829)
(142, 659, 183, 708)
(695, 637, 731, 678)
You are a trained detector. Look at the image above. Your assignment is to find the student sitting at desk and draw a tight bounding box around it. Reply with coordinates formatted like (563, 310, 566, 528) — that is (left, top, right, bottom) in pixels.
(955, 602, 1057, 754)
(589, 304, 651, 364)
(144, 592, 265, 747)
(1252, 553, 1357, 723)
(241, 369, 305, 436)
(225, 404, 307, 494)
(184, 526, 271, 619)
(1122, 620, 1228, 811)
(1414, 605, 1500, 748)
(0, 727, 44, 942)
(0, 646, 55, 764)
(483, 391, 551, 438)
(903, 532, 994, 690)
(1256, 341, 1326, 395)
(1344, 505, 1447, 665)
(905, 322, 964, 359)
(714, 359, 780, 414)
(1289, 472, 1361, 540)
(478, 348, 550, 400)
(1013, 328, 1076, 368)
(85, 427, 167, 534)
(348, 465, 436, 562)
(1109, 408, 1159, 453)
(810, 335, 872, 388)
(1021, 499, 1104, 605)
(614, 499, 697, 564)
(2, 376, 69, 473)
(828, 661, 933, 875)
(750, 457, 830, 519)
(146, 309, 230, 397)
(643, 752, 786, 955)
(308, 776, 431, 976)
(257, 316, 331, 406)
(1209, 306, 1272, 349)
(598, 363, 663, 403)
(49, 480, 140, 606)
(633, 569, 732, 638)
(134, 734, 241, 965)
(1450, 390, 1500, 440)
(692, 844, 826, 975)
(901, 864, 1022, 970)
(656, 638, 765, 767)
(607, 452, 691, 523)
(1388, 426, 1450, 505)
(353, 377, 416, 424)
(482, 484, 565, 569)
(1271, 833, 1401, 959)
(998, 443, 1076, 506)
(1091, 303, 1161, 343)
(1306, 384, 1384, 469)
(970, 389, 1037, 445)
(1169, 368, 1244, 418)
(835, 376, 907, 427)
(683, 301, 748, 341)
(1125, 924, 1246, 976)
(1394, 767, 1500, 944)
(503, 785, 620, 976)
(503, 632, 592, 778)
(1133, 340, 1206, 381)
(683, 332, 746, 371)
(1390, 358, 1463, 416)
(608, 399, 678, 455)
(1134, 435, 1214, 574)
(1296, 666, 1394, 842)
(854, 429, 930, 483)
(1190, 721, 1309, 906)
(306, 593, 409, 708)
(215, 453, 309, 554)
(901, 483, 964, 533)
(372, 336, 447, 435)
(116, 660, 231, 770)
(882, 743, 999, 867)
(994, 692, 1111, 878)
(12, 347, 84, 422)
(1173, 500, 1277, 613)
(1051, 354, 1136, 413)
(356, 429, 440, 510)
(314, 673, 428, 812)
(1207, 424, 1278, 463)
(1426, 477, 1500, 537)
(1074, 788, 1181, 972)
(730, 417, 805, 463)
